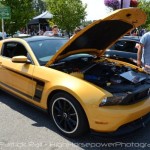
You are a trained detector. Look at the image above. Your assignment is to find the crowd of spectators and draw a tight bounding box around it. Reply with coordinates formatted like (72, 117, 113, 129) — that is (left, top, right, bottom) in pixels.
(130, 28, 147, 36)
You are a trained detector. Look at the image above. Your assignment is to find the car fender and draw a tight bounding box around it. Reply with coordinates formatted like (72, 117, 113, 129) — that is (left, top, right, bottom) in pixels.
(44, 73, 111, 108)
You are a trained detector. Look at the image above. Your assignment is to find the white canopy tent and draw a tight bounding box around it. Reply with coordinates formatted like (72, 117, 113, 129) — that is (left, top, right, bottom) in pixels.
(28, 11, 53, 33)
(33, 11, 53, 19)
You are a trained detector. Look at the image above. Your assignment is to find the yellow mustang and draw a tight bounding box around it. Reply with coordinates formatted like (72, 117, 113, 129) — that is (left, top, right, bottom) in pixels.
(0, 8, 150, 138)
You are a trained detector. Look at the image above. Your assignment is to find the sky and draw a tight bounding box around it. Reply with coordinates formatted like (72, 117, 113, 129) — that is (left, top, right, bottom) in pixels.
(81, 0, 109, 21)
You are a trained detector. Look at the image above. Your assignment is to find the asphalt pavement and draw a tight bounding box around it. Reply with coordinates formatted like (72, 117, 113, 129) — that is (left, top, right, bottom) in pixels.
(0, 91, 150, 150)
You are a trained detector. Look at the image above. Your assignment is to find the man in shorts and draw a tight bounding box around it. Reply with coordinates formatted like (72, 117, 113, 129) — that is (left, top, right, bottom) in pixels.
(137, 31, 150, 67)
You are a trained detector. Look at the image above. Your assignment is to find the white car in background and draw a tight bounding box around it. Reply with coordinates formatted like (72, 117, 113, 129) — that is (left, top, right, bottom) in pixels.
(13, 33, 31, 38)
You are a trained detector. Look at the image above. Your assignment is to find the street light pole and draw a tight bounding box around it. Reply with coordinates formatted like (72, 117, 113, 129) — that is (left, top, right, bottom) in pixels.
(121, 0, 123, 8)
(1, 18, 5, 39)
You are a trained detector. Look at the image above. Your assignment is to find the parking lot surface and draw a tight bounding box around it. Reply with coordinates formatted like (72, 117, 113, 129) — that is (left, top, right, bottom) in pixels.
(0, 92, 150, 150)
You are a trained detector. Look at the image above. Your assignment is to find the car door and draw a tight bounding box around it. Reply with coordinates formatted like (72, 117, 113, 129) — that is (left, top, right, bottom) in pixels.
(0, 41, 36, 100)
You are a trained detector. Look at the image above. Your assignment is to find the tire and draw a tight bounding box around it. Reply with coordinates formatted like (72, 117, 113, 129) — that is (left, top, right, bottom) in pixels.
(49, 92, 89, 138)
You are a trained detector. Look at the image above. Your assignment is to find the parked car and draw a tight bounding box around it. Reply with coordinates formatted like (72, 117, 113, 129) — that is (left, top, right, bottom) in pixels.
(0, 8, 149, 138)
(13, 33, 31, 38)
(105, 36, 141, 64)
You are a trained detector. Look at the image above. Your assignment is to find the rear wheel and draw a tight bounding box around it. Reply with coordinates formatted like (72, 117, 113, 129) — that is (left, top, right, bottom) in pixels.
(49, 92, 89, 138)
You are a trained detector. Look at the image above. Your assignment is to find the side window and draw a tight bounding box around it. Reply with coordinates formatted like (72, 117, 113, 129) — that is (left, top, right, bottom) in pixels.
(121, 41, 137, 53)
(110, 40, 138, 53)
(12, 43, 27, 57)
(1, 42, 27, 58)
(110, 41, 127, 51)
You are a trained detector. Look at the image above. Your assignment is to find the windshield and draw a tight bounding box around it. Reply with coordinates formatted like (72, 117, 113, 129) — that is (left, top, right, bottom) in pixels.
(28, 39, 68, 65)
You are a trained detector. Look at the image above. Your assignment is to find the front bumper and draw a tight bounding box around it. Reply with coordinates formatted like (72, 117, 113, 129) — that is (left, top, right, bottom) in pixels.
(91, 112, 150, 136)
(85, 98, 150, 133)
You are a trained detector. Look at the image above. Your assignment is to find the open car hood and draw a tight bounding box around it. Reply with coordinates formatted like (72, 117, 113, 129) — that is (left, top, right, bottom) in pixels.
(46, 8, 146, 66)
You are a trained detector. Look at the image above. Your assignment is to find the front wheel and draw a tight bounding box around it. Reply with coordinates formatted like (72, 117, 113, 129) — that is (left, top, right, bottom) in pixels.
(49, 92, 89, 138)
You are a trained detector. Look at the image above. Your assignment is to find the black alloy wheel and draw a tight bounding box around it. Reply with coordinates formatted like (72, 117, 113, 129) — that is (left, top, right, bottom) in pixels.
(49, 92, 89, 138)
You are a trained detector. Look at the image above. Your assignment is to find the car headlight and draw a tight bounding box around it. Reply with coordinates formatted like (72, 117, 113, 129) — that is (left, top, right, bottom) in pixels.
(99, 93, 128, 106)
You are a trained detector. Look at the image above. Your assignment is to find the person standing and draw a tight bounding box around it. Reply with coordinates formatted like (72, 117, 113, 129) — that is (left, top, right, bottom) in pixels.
(130, 28, 139, 36)
(137, 31, 150, 69)
(70, 27, 81, 39)
(50, 25, 60, 37)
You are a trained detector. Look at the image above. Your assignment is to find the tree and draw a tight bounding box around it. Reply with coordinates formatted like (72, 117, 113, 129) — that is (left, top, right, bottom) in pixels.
(138, 0, 150, 30)
(45, 0, 87, 36)
(0, 0, 35, 35)
(33, 0, 46, 14)
(81, 20, 93, 27)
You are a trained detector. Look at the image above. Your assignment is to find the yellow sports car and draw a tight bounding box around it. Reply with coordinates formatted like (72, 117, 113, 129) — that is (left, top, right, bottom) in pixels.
(0, 8, 150, 138)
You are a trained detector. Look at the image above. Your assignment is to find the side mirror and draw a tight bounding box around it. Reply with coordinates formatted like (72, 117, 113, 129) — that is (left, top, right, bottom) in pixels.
(12, 56, 31, 64)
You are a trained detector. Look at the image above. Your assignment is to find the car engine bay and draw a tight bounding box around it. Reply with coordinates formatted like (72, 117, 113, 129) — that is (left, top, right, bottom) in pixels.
(50, 54, 150, 105)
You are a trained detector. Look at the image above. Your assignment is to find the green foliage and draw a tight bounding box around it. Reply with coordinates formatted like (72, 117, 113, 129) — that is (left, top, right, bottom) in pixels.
(33, 0, 46, 14)
(138, 0, 150, 30)
(81, 20, 92, 27)
(45, 0, 87, 35)
(0, 0, 35, 35)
